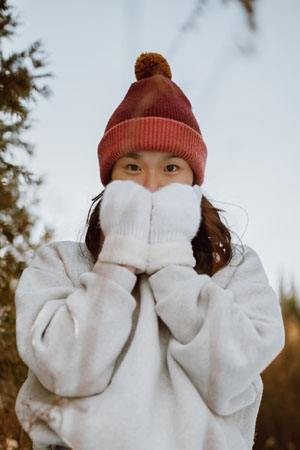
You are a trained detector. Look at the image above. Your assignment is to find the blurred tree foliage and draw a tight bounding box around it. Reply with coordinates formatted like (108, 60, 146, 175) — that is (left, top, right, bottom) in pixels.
(0, 0, 52, 447)
(254, 284, 300, 450)
(181, 0, 257, 32)
(168, 0, 257, 59)
(235, 0, 256, 28)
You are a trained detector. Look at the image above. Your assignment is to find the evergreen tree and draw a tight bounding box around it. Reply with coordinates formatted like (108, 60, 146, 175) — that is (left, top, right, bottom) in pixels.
(0, 0, 52, 444)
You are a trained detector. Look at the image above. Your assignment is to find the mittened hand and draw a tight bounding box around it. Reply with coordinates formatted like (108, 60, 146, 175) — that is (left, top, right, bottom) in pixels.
(149, 183, 202, 244)
(98, 180, 202, 275)
(146, 183, 203, 275)
(98, 180, 152, 272)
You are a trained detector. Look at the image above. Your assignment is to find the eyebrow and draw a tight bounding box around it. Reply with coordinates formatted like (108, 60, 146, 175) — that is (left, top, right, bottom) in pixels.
(119, 152, 183, 160)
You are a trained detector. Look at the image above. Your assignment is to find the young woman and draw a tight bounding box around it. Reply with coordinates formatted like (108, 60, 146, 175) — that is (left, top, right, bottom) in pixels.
(15, 53, 285, 450)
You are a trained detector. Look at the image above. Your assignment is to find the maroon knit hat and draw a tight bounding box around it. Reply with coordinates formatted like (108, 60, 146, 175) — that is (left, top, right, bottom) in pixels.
(98, 53, 207, 186)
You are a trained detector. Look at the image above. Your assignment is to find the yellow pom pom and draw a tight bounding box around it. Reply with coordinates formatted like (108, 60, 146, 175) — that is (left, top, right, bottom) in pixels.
(134, 52, 172, 81)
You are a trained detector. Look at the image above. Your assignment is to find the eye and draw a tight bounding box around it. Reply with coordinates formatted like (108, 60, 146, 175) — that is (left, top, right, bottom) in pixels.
(126, 164, 141, 172)
(164, 164, 179, 173)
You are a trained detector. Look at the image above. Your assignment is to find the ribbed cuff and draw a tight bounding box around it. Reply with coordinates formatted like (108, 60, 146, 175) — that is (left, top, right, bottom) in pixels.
(146, 241, 195, 275)
(93, 261, 137, 293)
(98, 117, 207, 186)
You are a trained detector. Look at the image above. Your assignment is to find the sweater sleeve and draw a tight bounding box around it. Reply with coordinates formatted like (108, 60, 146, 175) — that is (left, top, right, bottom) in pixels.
(148, 245, 285, 416)
(15, 242, 137, 398)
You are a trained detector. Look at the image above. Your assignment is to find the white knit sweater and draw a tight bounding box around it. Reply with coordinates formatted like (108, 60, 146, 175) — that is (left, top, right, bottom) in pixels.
(15, 240, 284, 450)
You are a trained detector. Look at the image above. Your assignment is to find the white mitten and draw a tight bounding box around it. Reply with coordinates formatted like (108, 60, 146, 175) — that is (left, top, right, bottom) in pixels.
(147, 183, 202, 274)
(98, 180, 152, 273)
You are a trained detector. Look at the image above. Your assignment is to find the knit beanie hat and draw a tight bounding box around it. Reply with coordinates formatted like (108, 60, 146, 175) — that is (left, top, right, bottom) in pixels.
(98, 52, 207, 186)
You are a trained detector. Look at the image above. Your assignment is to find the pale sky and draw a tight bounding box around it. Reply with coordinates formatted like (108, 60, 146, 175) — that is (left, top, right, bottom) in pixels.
(7, 0, 300, 294)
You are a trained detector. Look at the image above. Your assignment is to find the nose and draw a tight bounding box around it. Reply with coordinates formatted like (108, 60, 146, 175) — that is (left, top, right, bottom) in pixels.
(143, 172, 161, 192)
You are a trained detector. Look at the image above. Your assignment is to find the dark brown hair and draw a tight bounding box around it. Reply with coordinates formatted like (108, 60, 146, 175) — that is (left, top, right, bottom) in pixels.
(85, 191, 234, 277)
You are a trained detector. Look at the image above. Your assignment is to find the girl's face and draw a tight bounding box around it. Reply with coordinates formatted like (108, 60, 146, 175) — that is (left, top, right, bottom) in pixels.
(111, 151, 194, 192)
